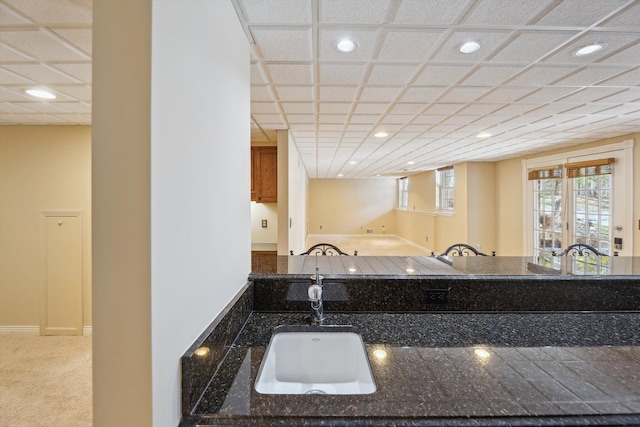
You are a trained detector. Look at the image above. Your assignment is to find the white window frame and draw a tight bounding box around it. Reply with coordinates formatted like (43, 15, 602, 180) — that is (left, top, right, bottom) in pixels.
(398, 177, 408, 208)
(522, 139, 634, 256)
(436, 167, 454, 212)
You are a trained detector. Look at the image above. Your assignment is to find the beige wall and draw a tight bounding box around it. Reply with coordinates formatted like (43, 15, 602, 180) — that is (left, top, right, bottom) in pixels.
(495, 158, 523, 255)
(494, 132, 640, 256)
(251, 202, 278, 243)
(466, 162, 496, 253)
(309, 178, 397, 235)
(0, 125, 92, 329)
(93, 1, 249, 426)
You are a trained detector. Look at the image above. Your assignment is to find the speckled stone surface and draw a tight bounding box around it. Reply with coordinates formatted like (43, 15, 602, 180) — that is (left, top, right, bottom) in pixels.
(181, 282, 252, 416)
(181, 256, 640, 426)
(181, 312, 640, 427)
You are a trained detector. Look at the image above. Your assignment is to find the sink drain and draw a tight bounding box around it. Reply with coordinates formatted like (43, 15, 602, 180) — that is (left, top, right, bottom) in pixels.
(305, 389, 328, 395)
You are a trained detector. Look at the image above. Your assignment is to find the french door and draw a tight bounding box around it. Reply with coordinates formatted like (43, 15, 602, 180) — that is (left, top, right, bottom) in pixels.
(528, 144, 633, 258)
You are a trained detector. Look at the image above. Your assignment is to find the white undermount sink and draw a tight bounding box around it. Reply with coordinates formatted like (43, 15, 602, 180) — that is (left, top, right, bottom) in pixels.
(254, 325, 376, 395)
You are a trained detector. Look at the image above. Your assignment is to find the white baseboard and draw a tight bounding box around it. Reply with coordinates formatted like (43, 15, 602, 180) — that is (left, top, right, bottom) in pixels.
(0, 325, 39, 335)
(83, 326, 92, 336)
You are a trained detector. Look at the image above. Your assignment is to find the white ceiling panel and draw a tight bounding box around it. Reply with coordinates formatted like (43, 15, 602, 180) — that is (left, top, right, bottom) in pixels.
(240, 0, 311, 24)
(251, 28, 313, 61)
(3, 0, 639, 179)
(319, 29, 379, 61)
(319, 0, 390, 23)
(0, 29, 89, 61)
(275, 86, 314, 102)
(265, 63, 313, 85)
(392, 0, 471, 25)
(367, 64, 419, 86)
(3, 0, 91, 24)
(536, 0, 631, 27)
(377, 30, 444, 62)
(462, 0, 556, 25)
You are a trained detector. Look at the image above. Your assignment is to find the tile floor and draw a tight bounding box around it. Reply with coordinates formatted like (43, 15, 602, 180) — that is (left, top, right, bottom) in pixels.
(305, 234, 433, 256)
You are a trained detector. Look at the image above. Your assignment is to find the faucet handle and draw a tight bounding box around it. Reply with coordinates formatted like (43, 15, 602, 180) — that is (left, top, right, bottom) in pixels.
(308, 284, 323, 301)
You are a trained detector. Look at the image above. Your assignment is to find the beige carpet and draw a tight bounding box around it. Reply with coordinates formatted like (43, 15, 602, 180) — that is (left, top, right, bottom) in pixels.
(0, 334, 92, 427)
(306, 234, 432, 256)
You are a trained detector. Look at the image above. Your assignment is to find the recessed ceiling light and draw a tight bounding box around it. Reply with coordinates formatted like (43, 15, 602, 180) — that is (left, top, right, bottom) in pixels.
(374, 131, 388, 138)
(574, 43, 605, 57)
(407, 161, 415, 165)
(349, 161, 357, 164)
(337, 174, 344, 177)
(476, 132, 491, 138)
(458, 41, 481, 54)
(25, 89, 56, 99)
(336, 38, 358, 53)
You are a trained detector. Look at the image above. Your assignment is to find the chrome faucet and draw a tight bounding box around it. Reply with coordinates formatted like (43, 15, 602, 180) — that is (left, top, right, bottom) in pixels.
(308, 266, 324, 325)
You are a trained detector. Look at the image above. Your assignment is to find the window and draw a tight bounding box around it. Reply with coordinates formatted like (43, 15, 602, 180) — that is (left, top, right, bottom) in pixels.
(398, 177, 408, 208)
(437, 166, 454, 212)
(530, 166, 563, 256)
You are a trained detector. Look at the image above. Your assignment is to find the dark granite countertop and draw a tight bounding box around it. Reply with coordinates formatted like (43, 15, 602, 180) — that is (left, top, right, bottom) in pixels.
(251, 255, 640, 278)
(182, 311, 640, 426)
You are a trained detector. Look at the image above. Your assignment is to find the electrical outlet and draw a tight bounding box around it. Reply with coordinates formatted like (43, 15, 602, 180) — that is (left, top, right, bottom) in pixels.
(261, 219, 267, 228)
(425, 289, 448, 305)
(320, 225, 323, 229)
(425, 236, 428, 242)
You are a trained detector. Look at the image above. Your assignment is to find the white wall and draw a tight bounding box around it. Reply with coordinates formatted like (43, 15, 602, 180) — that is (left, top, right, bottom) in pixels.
(251, 203, 278, 244)
(288, 131, 309, 255)
(92, 1, 250, 426)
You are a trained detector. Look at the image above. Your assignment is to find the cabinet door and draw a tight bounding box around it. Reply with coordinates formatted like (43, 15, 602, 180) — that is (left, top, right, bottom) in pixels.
(250, 147, 259, 202)
(257, 147, 277, 203)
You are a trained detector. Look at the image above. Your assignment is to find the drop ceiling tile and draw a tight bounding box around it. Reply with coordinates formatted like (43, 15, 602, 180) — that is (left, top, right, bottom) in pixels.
(479, 86, 535, 102)
(600, 42, 640, 65)
(0, 103, 35, 113)
(15, 101, 67, 113)
(319, 102, 351, 113)
(49, 63, 92, 84)
(50, 28, 92, 54)
(2, 63, 80, 84)
(0, 43, 35, 62)
(367, 64, 419, 85)
(389, 103, 428, 115)
(517, 87, 578, 103)
(266, 63, 313, 84)
(51, 85, 91, 100)
(251, 102, 280, 114)
(536, 0, 630, 26)
(424, 103, 465, 115)
(400, 86, 446, 102)
(289, 123, 316, 131)
(457, 103, 502, 115)
(554, 66, 631, 86)
(0, 2, 33, 24)
(349, 114, 379, 124)
(0, 29, 89, 61)
(319, 0, 390, 23)
(438, 86, 490, 103)
(251, 85, 275, 102)
(413, 65, 472, 86)
(250, 64, 265, 84)
(319, 63, 366, 85)
(392, 0, 470, 24)
(251, 113, 285, 124)
(377, 30, 444, 61)
(275, 86, 314, 102)
(601, 2, 640, 27)
(353, 102, 388, 114)
(0, 67, 35, 84)
(545, 33, 639, 64)
(281, 102, 314, 114)
(557, 86, 626, 103)
(252, 28, 313, 61)
(491, 32, 577, 63)
(506, 65, 579, 86)
(380, 114, 413, 124)
(359, 86, 401, 102)
(286, 114, 315, 123)
(596, 87, 640, 103)
(3, 0, 91, 24)
(318, 124, 344, 131)
(318, 114, 348, 124)
(432, 30, 513, 62)
(597, 67, 640, 86)
(241, 0, 311, 23)
(319, 86, 357, 102)
(319, 29, 379, 61)
(462, 66, 522, 86)
(410, 114, 445, 125)
(463, 0, 555, 25)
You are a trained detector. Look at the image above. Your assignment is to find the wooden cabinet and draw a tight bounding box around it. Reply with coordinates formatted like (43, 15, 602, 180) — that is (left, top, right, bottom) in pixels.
(251, 147, 277, 203)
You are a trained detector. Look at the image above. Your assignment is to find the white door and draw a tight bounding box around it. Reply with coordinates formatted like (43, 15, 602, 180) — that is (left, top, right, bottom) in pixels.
(41, 212, 83, 335)
(566, 150, 630, 256)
